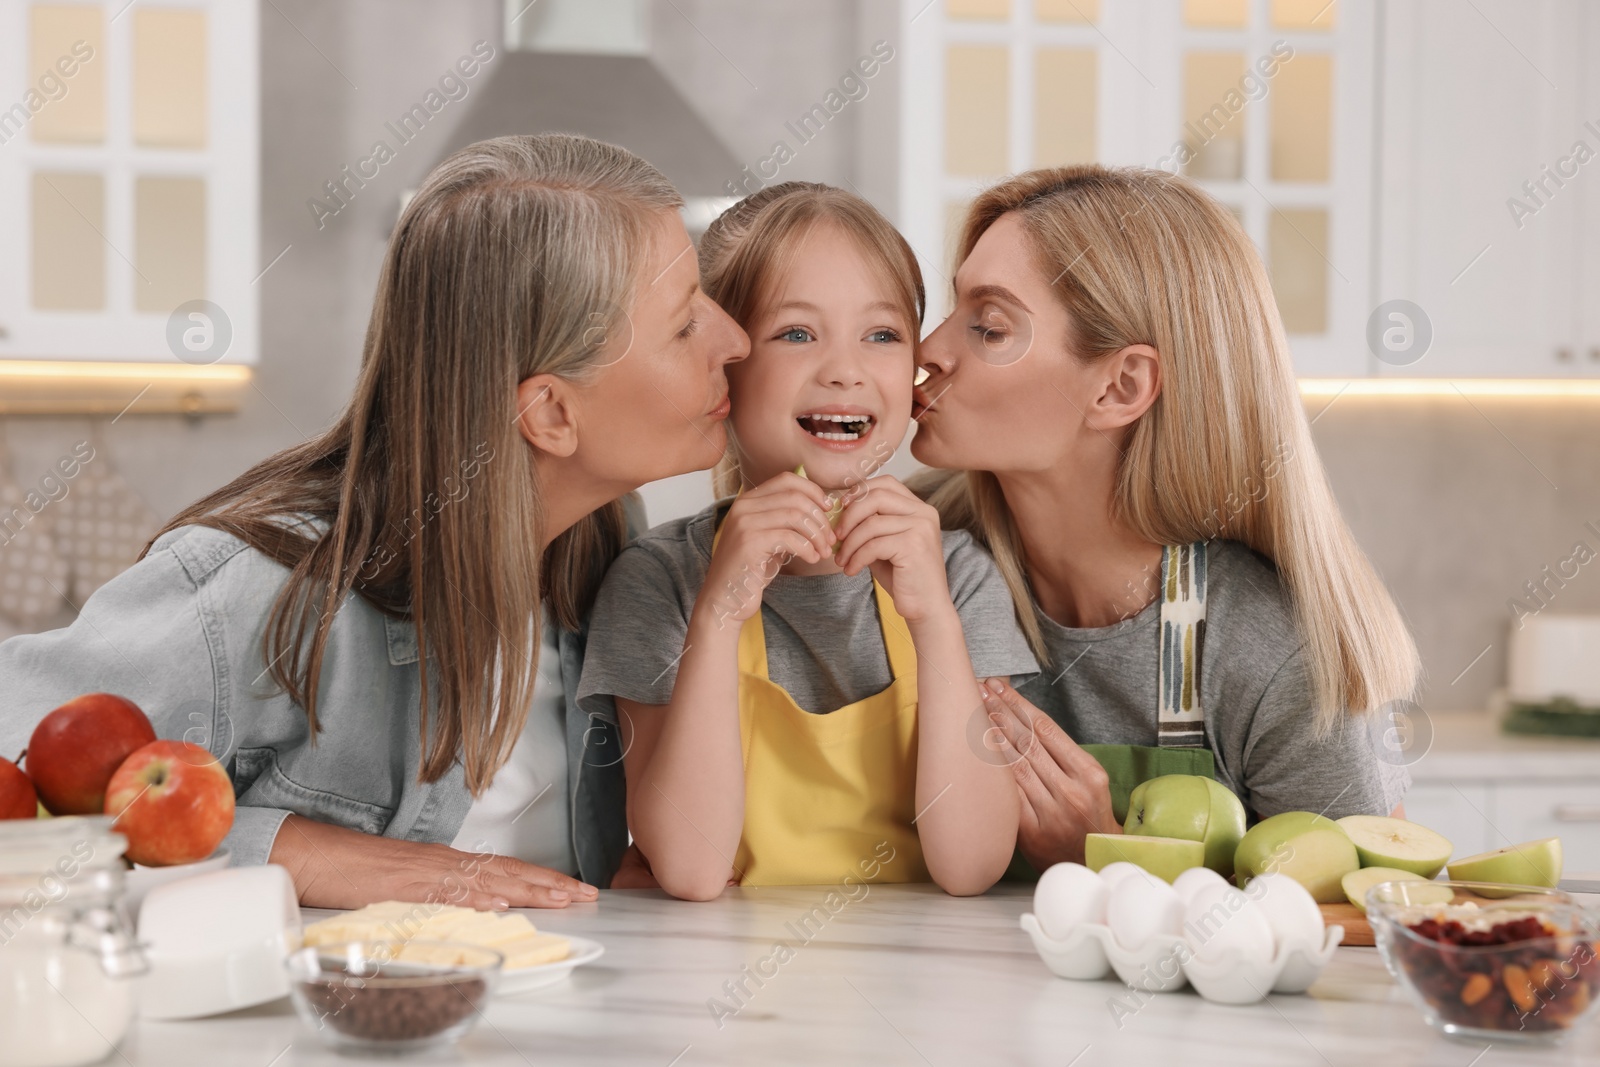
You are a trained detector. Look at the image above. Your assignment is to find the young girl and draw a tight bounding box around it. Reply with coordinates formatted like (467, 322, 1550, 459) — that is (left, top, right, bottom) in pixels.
(578, 183, 1037, 900)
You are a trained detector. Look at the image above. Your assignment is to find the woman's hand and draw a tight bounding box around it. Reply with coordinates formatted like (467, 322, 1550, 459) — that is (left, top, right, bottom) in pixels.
(832, 476, 951, 624)
(696, 471, 836, 629)
(981, 678, 1121, 871)
(268, 814, 599, 910)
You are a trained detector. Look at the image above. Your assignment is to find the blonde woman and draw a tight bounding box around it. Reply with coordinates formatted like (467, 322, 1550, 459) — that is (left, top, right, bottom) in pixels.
(911, 166, 1418, 874)
(0, 135, 749, 907)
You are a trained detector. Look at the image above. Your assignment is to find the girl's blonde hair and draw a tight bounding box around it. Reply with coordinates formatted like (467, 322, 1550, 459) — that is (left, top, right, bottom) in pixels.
(915, 165, 1419, 728)
(698, 182, 925, 497)
(149, 134, 682, 792)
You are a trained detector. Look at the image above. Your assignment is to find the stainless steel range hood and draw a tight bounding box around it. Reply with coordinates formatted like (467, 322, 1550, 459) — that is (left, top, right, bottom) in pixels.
(432, 0, 742, 216)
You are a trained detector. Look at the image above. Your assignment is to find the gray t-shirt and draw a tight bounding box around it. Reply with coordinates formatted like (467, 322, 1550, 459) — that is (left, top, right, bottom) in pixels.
(1013, 539, 1409, 821)
(579, 501, 1038, 718)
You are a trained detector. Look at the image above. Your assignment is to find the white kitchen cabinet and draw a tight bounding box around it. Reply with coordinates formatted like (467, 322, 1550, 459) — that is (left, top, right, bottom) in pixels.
(1406, 713, 1600, 877)
(899, 0, 1374, 375)
(1401, 781, 1496, 857)
(1581, 0, 1600, 376)
(1404, 778, 1600, 875)
(1373, 0, 1593, 378)
(0, 0, 258, 368)
(1494, 783, 1600, 870)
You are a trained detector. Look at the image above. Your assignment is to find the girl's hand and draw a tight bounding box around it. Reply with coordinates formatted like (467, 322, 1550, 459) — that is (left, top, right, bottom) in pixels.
(980, 679, 1121, 870)
(697, 472, 836, 628)
(269, 815, 599, 910)
(832, 476, 951, 624)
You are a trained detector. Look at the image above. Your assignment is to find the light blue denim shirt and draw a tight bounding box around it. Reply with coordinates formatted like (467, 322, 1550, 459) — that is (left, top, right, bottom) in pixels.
(0, 516, 630, 886)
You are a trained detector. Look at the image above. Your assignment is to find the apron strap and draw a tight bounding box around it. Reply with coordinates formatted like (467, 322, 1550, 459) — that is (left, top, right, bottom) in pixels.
(1157, 541, 1208, 748)
(873, 580, 918, 682)
(709, 512, 771, 680)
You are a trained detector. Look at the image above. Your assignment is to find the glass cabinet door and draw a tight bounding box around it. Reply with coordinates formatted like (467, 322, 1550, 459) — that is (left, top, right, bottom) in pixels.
(0, 0, 258, 369)
(899, 0, 1372, 376)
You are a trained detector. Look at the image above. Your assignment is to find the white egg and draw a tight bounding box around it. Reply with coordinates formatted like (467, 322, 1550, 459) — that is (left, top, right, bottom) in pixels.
(1105, 874, 1185, 952)
(1172, 865, 1227, 904)
(1183, 883, 1276, 968)
(1245, 872, 1325, 959)
(1032, 862, 1108, 938)
(1096, 861, 1150, 894)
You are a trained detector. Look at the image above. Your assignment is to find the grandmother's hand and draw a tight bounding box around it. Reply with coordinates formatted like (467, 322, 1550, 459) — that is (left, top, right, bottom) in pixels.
(981, 678, 1122, 871)
(268, 815, 598, 910)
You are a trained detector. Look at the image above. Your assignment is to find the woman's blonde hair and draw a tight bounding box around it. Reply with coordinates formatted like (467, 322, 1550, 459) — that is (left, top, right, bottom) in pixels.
(149, 134, 683, 792)
(699, 182, 925, 497)
(916, 165, 1418, 728)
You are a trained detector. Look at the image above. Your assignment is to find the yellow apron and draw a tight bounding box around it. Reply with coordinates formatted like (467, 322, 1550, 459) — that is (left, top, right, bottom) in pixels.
(715, 523, 928, 886)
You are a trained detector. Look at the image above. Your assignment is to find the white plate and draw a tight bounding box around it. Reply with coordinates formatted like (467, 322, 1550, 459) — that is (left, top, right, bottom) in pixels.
(496, 934, 605, 995)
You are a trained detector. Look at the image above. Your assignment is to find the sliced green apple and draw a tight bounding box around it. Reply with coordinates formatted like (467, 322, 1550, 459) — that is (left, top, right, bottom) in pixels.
(1336, 815, 1452, 878)
(1340, 867, 1451, 914)
(1084, 833, 1204, 884)
(1447, 837, 1563, 897)
(793, 464, 844, 539)
(1233, 811, 1360, 904)
(1124, 774, 1247, 879)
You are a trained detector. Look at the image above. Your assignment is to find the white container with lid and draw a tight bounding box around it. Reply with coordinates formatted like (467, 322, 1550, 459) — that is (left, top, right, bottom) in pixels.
(1508, 614, 1600, 704)
(136, 864, 301, 1019)
(0, 816, 147, 1067)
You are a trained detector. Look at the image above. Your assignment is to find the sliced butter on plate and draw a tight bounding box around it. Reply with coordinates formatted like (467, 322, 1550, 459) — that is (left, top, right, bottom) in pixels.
(499, 933, 574, 969)
(302, 902, 572, 974)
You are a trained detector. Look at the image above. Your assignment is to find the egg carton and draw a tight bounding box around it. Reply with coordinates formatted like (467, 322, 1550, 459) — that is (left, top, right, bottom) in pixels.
(1020, 912, 1344, 1005)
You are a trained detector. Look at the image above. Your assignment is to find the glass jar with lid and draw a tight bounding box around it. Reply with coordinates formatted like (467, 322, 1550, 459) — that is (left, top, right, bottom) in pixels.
(0, 816, 147, 1067)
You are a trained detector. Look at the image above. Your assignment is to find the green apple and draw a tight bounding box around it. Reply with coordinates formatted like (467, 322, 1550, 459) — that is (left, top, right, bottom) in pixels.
(1447, 837, 1563, 896)
(1340, 867, 1446, 914)
(1342, 867, 1454, 914)
(1085, 832, 1204, 884)
(1233, 811, 1360, 903)
(1124, 774, 1247, 878)
(1336, 815, 1452, 878)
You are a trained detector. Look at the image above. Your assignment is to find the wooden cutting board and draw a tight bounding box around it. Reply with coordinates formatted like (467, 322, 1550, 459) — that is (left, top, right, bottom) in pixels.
(1319, 902, 1374, 947)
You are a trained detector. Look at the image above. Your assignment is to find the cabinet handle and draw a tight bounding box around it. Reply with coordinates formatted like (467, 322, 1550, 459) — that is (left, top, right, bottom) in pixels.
(1556, 347, 1574, 363)
(1552, 804, 1600, 822)
(1589, 347, 1600, 363)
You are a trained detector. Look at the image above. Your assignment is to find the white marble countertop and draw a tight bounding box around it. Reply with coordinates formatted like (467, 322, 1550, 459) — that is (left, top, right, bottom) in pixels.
(111, 884, 1600, 1067)
(1409, 710, 1600, 780)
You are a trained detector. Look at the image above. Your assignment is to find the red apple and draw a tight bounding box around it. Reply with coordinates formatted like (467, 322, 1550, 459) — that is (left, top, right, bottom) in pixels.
(27, 694, 157, 815)
(0, 756, 38, 820)
(104, 740, 235, 867)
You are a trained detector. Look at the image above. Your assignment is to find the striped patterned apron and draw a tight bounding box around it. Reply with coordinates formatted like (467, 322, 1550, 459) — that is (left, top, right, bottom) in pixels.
(1077, 541, 1216, 825)
(1157, 541, 1208, 748)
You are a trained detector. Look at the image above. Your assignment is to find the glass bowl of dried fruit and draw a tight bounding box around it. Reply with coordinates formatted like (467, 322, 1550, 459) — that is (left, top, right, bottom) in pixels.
(285, 939, 503, 1054)
(1369, 880, 1600, 1044)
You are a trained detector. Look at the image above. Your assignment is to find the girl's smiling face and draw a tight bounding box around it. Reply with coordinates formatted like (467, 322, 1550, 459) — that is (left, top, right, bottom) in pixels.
(726, 222, 915, 490)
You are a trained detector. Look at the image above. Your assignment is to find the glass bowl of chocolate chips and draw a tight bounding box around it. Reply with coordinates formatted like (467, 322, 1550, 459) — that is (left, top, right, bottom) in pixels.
(1369, 880, 1600, 1044)
(285, 939, 503, 1054)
